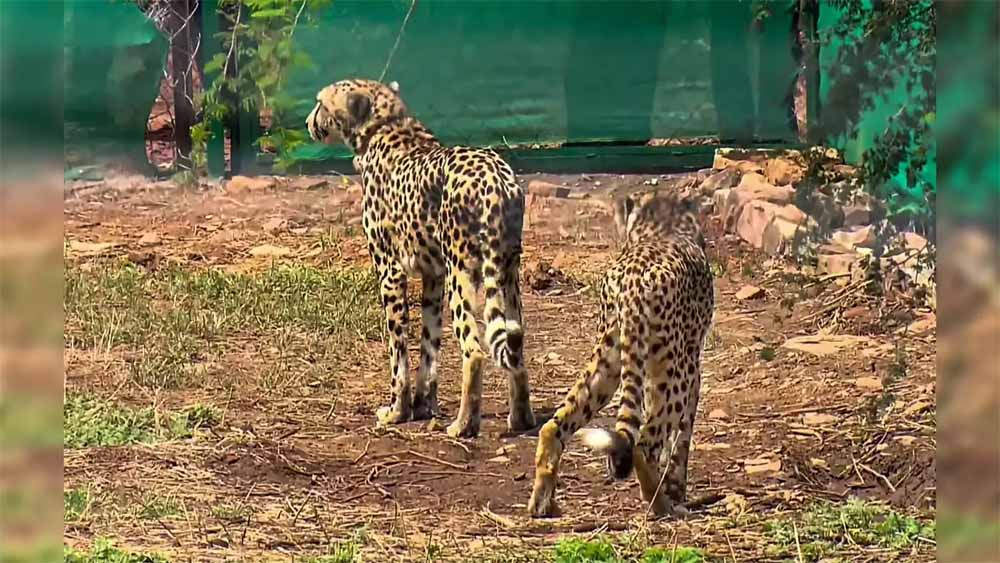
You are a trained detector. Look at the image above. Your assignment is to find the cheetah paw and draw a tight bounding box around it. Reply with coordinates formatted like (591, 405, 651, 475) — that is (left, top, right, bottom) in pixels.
(376, 405, 411, 426)
(446, 416, 480, 438)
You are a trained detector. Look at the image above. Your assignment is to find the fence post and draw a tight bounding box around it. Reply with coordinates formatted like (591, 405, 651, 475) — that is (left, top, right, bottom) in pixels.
(800, 0, 822, 144)
(170, 0, 200, 170)
(201, 0, 226, 177)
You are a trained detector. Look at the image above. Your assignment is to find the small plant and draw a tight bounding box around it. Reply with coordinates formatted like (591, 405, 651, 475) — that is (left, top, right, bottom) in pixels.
(211, 502, 251, 522)
(138, 494, 179, 520)
(195, 0, 332, 175)
(64, 538, 170, 563)
(552, 538, 704, 563)
(64, 488, 93, 522)
(759, 346, 777, 362)
(640, 546, 704, 563)
(64, 394, 215, 448)
(765, 499, 934, 560)
(554, 538, 619, 563)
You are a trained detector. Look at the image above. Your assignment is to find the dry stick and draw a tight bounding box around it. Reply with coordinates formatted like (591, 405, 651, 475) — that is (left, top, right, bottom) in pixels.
(406, 449, 468, 471)
(793, 522, 804, 563)
(353, 438, 373, 464)
(858, 463, 897, 492)
(725, 530, 739, 562)
(480, 502, 518, 530)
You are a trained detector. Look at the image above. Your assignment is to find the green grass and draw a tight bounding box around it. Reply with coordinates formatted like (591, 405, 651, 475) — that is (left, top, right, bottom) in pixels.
(64, 487, 93, 522)
(553, 538, 704, 563)
(65, 261, 382, 389)
(64, 539, 170, 563)
(765, 499, 934, 561)
(137, 493, 180, 520)
(64, 394, 220, 448)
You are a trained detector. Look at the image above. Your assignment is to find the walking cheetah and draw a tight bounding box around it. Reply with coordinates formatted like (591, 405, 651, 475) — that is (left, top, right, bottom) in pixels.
(306, 79, 535, 438)
(527, 189, 714, 517)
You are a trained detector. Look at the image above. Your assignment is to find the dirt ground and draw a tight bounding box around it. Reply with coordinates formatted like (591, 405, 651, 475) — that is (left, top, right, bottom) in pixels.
(63, 172, 937, 562)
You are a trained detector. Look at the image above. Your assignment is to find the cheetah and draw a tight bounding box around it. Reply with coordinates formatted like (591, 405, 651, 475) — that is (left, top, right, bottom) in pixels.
(305, 79, 535, 438)
(527, 189, 714, 518)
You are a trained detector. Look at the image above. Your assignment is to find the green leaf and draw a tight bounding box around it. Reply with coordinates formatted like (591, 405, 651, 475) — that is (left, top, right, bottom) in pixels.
(250, 8, 288, 19)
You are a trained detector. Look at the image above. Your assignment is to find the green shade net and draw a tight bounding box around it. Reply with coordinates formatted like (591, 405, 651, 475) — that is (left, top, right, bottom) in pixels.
(285, 0, 800, 163)
(63, 0, 166, 169)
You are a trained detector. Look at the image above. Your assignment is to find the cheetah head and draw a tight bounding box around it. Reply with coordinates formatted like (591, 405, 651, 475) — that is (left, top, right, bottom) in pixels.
(306, 79, 406, 151)
(613, 188, 701, 241)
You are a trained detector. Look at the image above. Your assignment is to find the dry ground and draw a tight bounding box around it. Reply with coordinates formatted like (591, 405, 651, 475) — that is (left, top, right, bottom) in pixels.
(63, 173, 936, 562)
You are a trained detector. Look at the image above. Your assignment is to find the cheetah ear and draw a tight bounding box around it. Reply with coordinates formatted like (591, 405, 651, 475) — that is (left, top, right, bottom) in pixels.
(575, 428, 617, 455)
(387, 80, 400, 93)
(346, 92, 372, 125)
(613, 195, 639, 239)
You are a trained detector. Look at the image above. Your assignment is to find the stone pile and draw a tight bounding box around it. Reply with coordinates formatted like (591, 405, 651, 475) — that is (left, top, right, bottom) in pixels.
(698, 147, 934, 305)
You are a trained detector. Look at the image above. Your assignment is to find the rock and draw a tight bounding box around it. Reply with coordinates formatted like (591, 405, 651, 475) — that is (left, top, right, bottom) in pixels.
(803, 413, 837, 426)
(711, 188, 731, 215)
(817, 245, 866, 278)
(249, 244, 292, 258)
(722, 174, 795, 228)
(803, 192, 845, 231)
(831, 226, 876, 250)
(262, 217, 288, 233)
(762, 215, 817, 256)
(528, 180, 570, 198)
(735, 285, 764, 301)
(853, 377, 883, 390)
(782, 334, 873, 356)
(744, 457, 781, 475)
(735, 201, 808, 249)
(843, 204, 871, 227)
(899, 231, 929, 253)
(708, 408, 730, 420)
(764, 156, 804, 186)
(225, 175, 276, 194)
(138, 232, 162, 246)
(67, 240, 119, 255)
(699, 168, 740, 196)
(905, 313, 936, 335)
(713, 148, 767, 174)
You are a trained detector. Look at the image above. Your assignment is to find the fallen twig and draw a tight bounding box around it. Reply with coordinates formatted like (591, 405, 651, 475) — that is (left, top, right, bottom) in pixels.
(406, 449, 468, 471)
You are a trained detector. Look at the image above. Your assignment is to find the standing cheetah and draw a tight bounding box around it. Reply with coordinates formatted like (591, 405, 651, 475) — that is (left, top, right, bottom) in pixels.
(306, 79, 535, 438)
(528, 189, 714, 517)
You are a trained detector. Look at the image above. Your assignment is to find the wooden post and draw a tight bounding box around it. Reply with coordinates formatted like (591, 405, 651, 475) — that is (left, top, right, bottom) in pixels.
(170, 0, 199, 170)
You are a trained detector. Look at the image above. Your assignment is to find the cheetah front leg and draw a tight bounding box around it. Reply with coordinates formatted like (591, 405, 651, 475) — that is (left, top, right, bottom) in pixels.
(528, 327, 622, 517)
(375, 263, 412, 426)
(413, 273, 443, 420)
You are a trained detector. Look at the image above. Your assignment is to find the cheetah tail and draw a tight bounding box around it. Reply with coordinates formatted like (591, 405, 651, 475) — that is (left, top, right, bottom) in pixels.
(480, 203, 522, 371)
(576, 427, 635, 480)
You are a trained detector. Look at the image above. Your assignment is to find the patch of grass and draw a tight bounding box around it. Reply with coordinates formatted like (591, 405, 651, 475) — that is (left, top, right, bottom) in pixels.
(758, 346, 777, 362)
(64, 488, 93, 522)
(65, 261, 382, 389)
(64, 394, 218, 448)
(210, 502, 250, 522)
(302, 542, 359, 563)
(137, 494, 179, 520)
(64, 538, 170, 563)
(765, 499, 934, 560)
(639, 547, 705, 563)
(553, 538, 704, 563)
